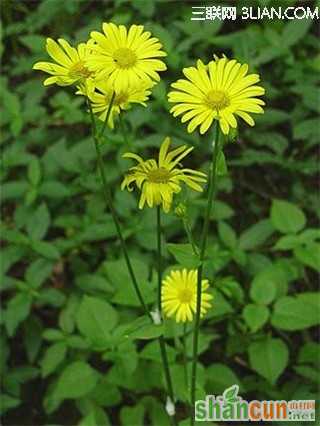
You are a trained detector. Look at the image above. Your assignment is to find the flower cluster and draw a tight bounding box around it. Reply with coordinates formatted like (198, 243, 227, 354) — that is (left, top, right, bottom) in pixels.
(33, 23, 167, 126)
(34, 22, 266, 323)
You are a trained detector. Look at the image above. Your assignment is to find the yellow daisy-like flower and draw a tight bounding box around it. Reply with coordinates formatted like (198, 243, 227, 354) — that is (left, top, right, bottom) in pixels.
(162, 269, 213, 323)
(86, 23, 167, 91)
(121, 137, 206, 213)
(85, 80, 153, 128)
(168, 56, 265, 135)
(33, 38, 95, 92)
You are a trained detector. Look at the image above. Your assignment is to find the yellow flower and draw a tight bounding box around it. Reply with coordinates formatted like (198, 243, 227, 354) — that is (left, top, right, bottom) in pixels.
(168, 56, 265, 135)
(121, 137, 206, 213)
(86, 23, 167, 91)
(86, 80, 153, 128)
(33, 38, 94, 92)
(162, 269, 213, 323)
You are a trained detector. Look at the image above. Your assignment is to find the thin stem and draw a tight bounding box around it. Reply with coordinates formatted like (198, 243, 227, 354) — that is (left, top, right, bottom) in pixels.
(156, 206, 178, 426)
(157, 206, 162, 313)
(190, 123, 221, 425)
(183, 218, 198, 255)
(98, 95, 115, 139)
(89, 97, 176, 422)
(182, 323, 188, 388)
(119, 114, 130, 147)
(87, 96, 151, 320)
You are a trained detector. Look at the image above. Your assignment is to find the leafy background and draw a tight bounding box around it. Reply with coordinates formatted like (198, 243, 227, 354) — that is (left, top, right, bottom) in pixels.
(1, 0, 319, 425)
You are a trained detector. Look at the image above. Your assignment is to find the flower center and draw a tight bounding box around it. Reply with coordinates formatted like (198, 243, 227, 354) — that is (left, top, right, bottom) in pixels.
(178, 288, 193, 304)
(148, 167, 170, 183)
(113, 48, 137, 68)
(205, 90, 229, 110)
(69, 61, 92, 79)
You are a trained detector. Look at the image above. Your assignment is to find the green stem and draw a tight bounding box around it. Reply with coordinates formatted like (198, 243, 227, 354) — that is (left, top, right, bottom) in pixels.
(87, 96, 151, 320)
(119, 114, 130, 147)
(156, 206, 178, 426)
(89, 97, 176, 423)
(183, 218, 198, 255)
(182, 323, 188, 388)
(190, 123, 221, 425)
(98, 95, 114, 139)
(157, 206, 162, 313)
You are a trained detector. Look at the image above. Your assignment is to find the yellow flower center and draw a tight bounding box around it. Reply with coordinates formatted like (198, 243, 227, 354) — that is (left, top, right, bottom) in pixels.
(113, 48, 137, 68)
(178, 288, 193, 304)
(148, 167, 170, 183)
(205, 90, 230, 110)
(69, 61, 92, 79)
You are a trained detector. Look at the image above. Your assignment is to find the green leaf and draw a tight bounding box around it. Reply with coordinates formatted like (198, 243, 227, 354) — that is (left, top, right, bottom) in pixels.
(20, 34, 46, 52)
(293, 118, 319, 142)
(239, 219, 274, 250)
(0, 394, 21, 415)
(212, 200, 234, 220)
(75, 274, 113, 293)
(79, 223, 117, 242)
(248, 337, 289, 384)
(209, 289, 233, 318)
(54, 361, 98, 400)
(23, 316, 43, 363)
(206, 363, 242, 394)
(293, 365, 319, 384)
(104, 258, 155, 306)
(2, 181, 29, 201)
(282, 18, 312, 48)
(26, 203, 50, 240)
(38, 288, 65, 307)
(25, 258, 54, 289)
(1, 246, 26, 279)
(271, 293, 320, 331)
(43, 328, 64, 341)
(58, 295, 79, 334)
(243, 304, 269, 332)
(294, 243, 320, 272)
(27, 157, 41, 186)
(120, 404, 145, 426)
(41, 342, 67, 378)
(127, 323, 164, 340)
(218, 221, 237, 249)
(39, 181, 71, 198)
(216, 150, 228, 176)
(140, 340, 176, 363)
(122, 316, 164, 341)
(31, 240, 60, 260)
(5, 293, 32, 337)
(167, 243, 200, 268)
(78, 412, 96, 426)
(274, 234, 302, 250)
(258, 109, 290, 126)
(250, 267, 277, 305)
(271, 200, 306, 234)
(76, 295, 118, 348)
(298, 342, 320, 365)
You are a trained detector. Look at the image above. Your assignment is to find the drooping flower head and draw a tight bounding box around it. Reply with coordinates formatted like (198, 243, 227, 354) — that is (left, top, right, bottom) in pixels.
(121, 137, 206, 213)
(84, 80, 153, 128)
(33, 38, 95, 93)
(86, 23, 167, 91)
(168, 56, 265, 135)
(162, 269, 213, 323)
